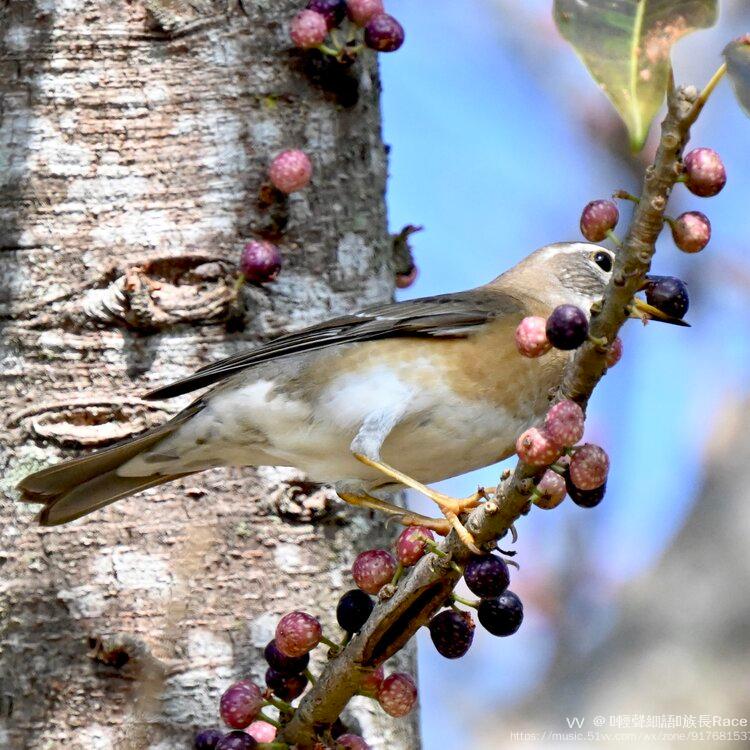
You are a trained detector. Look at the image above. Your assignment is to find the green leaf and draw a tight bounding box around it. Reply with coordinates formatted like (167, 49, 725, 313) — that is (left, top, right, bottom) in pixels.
(554, 0, 718, 150)
(724, 37, 750, 118)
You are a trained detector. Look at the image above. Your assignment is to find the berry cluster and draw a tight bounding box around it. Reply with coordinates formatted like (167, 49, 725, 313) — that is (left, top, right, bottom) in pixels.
(290, 1, 404, 59)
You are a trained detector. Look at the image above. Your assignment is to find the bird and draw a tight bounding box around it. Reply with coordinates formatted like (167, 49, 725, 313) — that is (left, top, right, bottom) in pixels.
(18, 241, 681, 548)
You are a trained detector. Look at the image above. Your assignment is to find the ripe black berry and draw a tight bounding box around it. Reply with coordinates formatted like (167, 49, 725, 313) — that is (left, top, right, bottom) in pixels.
(239, 241, 282, 284)
(644, 276, 689, 319)
(566, 475, 607, 508)
(580, 199, 619, 242)
(215, 731, 257, 750)
(306, 0, 346, 28)
(264, 639, 309, 674)
(336, 588, 374, 633)
(265, 667, 308, 701)
(464, 554, 510, 599)
(546, 305, 589, 350)
(428, 609, 475, 659)
(195, 729, 224, 750)
(364, 14, 405, 52)
(477, 591, 524, 637)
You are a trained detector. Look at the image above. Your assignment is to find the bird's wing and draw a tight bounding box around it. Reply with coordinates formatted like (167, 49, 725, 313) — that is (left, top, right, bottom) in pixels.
(145, 288, 523, 400)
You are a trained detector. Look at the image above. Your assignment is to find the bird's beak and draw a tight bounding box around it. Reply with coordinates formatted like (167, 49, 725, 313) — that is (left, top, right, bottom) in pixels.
(630, 292, 691, 327)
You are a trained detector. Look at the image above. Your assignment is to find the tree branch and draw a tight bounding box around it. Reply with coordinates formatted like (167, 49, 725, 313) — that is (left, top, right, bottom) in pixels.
(280, 81, 702, 748)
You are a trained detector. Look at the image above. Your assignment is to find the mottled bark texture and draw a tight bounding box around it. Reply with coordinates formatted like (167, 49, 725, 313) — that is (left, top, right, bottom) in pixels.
(0, 2, 418, 748)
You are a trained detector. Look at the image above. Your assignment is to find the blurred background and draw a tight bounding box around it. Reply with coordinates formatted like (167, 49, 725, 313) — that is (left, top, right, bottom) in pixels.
(381, 1, 750, 747)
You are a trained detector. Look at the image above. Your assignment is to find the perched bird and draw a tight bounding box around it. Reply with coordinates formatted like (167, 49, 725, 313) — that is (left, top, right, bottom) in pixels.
(18, 242, 680, 547)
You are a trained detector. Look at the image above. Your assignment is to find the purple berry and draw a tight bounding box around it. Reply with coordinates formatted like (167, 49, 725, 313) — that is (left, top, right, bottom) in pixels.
(464, 554, 510, 599)
(569, 443, 609, 490)
(265, 667, 308, 701)
(544, 400, 585, 448)
(346, 0, 383, 25)
(377, 672, 417, 717)
(566, 473, 607, 508)
(533, 469, 567, 510)
(263, 639, 309, 674)
(395, 266, 418, 289)
(580, 199, 619, 242)
(336, 588, 374, 633)
(683, 148, 726, 197)
(364, 14, 405, 52)
(195, 729, 224, 750)
(645, 276, 689, 319)
(352, 549, 396, 594)
(546, 304, 589, 350)
(269, 149, 312, 193)
(428, 609, 475, 659)
(515, 316, 552, 358)
(395, 526, 434, 566)
(306, 0, 346, 29)
(337, 734, 371, 750)
(275, 611, 322, 657)
(219, 680, 263, 729)
(239, 240, 281, 284)
(477, 591, 524, 636)
(672, 211, 711, 253)
(215, 731, 257, 750)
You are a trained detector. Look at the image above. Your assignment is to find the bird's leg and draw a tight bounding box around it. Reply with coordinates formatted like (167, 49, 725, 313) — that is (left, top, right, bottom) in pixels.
(337, 492, 451, 536)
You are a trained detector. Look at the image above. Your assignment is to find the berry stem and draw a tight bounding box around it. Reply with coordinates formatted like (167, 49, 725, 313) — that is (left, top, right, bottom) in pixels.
(451, 593, 479, 609)
(391, 562, 405, 586)
(319, 634, 339, 650)
(316, 43, 340, 56)
(265, 696, 295, 714)
(234, 273, 246, 291)
(691, 61, 727, 118)
(614, 189, 640, 204)
(303, 668, 316, 686)
(258, 744, 290, 749)
(605, 229, 622, 247)
(338, 631, 352, 649)
(257, 712, 282, 729)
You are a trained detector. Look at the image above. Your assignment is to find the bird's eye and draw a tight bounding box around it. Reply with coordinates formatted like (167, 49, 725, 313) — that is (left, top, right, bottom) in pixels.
(593, 251, 613, 272)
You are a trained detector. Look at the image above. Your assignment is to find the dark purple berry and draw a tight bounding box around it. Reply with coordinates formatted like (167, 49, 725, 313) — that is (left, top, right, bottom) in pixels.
(215, 731, 257, 750)
(428, 609, 475, 659)
(263, 639, 309, 674)
(364, 14, 405, 52)
(672, 211, 711, 253)
(195, 729, 224, 750)
(683, 148, 726, 197)
(545, 304, 589, 350)
(580, 199, 619, 242)
(219, 680, 263, 729)
(239, 241, 282, 284)
(464, 554, 510, 599)
(645, 276, 689, 319)
(566, 474, 607, 508)
(336, 588, 374, 633)
(306, 0, 346, 29)
(265, 667, 308, 701)
(477, 591, 524, 636)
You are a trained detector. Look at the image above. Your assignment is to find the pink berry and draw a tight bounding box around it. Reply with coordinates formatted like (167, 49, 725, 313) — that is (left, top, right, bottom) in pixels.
(269, 149, 312, 194)
(605, 337, 623, 368)
(346, 0, 384, 26)
(336, 734, 371, 750)
(671, 211, 711, 253)
(533, 469, 567, 510)
(245, 721, 276, 743)
(395, 526, 434, 566)
(275, 611, 322, 657)
(239, 240, 282, 283)
(515, 316, 551, 358)
(515, 427, 562, 467)
(352, 549, 396, 594)
(219, 680, 263, 729)
(683, 148, 726, 197)
(361, 664, 385, 695)
(569, 444, 609, 490)
(290, 10, 328, 49)
(377, 672, 417, 717)
(395, 266, 418, 289)
(580, 199, 619, 242)
(544, 400, 585, 448)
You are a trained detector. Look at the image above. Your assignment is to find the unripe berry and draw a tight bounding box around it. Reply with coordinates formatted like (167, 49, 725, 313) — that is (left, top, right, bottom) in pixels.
(269, 149, 312, 193)
(364, 14, 405, 52)
(219, 680, 263, 729)
(580, 199, 619, 242)
(567, 476, 607, 508)
(290, 10, 328, 49)
(337, 734, 372, 750)
(195, 729, 224, 750)
(672, 211, 711, 253)
(477, 590, 524, 636)
(361, 663, 385, 695)
(395, 526, 434, 566)
(240, 240, 282, 283)
(605, 336, 623, 368)
(216, 731, 257, 750)
(395, 266, 418, 289)
(544, 400, 584, 447)
(336, 588, 374, 633)
(428, 609, 475, 659)
(265, 667, 308, 701)
(533, 469, 567, 510)
(645, 276, 689, 319)
(275, 611, 322, 657)
(377, 672, 418, 717)
(546, 304, 589, 350)
(245, 721, 276, 744)
(683, 147, 726, 197)
(306, 0, 346, 29)
(464, 554, 510, 599)
(515, 316, 552, 358)
(352, 549, 396, 594)
(569, 443, 609, 490)
(516, 427, 562, 467)
(263, 639, 309, 674)
(346, 0, 384, 25)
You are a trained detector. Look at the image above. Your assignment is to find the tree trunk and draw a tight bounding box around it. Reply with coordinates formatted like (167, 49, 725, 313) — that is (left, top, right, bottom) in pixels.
(0, 2, 418, 748)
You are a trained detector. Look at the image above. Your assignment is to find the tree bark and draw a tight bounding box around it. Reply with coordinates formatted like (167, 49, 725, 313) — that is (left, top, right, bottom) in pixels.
(0, 2, 418, 748)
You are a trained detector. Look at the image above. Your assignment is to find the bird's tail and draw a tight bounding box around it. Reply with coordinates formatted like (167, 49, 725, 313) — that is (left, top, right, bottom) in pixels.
(17, 418, 195, 526)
